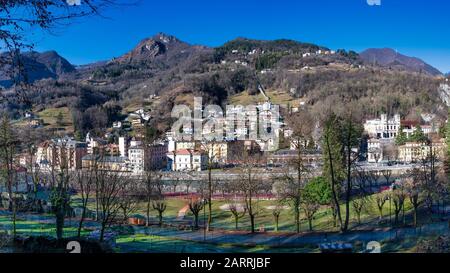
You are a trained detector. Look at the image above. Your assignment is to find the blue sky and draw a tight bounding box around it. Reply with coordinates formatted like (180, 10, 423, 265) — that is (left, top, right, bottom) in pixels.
(31, 0, 450, 73)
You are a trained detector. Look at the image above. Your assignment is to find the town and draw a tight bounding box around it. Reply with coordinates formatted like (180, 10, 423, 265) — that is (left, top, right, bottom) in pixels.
(18, 105, 446, 177)
(1, 89, 447, 253)
(2, 0, 450, 259)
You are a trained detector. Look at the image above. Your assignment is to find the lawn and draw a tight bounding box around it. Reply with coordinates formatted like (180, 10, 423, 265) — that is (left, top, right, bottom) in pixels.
(37, 107, 74, 133)
(228, 89, 305, 107)
(115, 233, 317, 253)
(71, 188, 422, 235)
(0, 190, 439, 253)
(112, 191, 417, 234)
(0, 214, 89, 238)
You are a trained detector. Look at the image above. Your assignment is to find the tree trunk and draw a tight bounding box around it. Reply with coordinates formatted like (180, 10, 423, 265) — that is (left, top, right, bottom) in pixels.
(331, 206, 337, 227)
(343, 137, 351, 232)
(326, 137, 343, 229)
(77, 207, 86, 237)
(146, 201, 151, 227)
(95, 192, 99, 221)
(413, 206, 418, 227)
(250, 215, 255, 233)
(308, 218, 313, 231)
(194, 214, 199, 229)
(158, 212, 163, 226)
(100, 221, 106, 242)
(56, 211, 64, 240)
(207, 166, 212, 231)
(12, 204, 17, 237)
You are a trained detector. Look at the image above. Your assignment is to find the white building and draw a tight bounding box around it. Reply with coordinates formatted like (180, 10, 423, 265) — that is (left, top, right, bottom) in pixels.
(364, 114, 401, 140)
(119, 137, 128, 157)
(367, 139, 383, 163)
(167, 149, 207, 172)
(127, 140, 168, 174)
(128, 145, 145, 173)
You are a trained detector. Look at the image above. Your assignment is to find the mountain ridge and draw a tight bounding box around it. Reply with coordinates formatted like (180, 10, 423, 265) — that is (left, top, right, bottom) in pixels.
(0, 50, 75, 87)
(359, 48, 442, 76)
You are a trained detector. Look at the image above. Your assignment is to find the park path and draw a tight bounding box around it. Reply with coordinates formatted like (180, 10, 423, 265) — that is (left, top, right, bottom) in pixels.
(139, 221, 450, 247)
(177, 205, 189, 220)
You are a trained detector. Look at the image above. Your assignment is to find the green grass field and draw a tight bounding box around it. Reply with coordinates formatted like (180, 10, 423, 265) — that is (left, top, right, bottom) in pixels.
(37, 107, 74, 133)
(229, 89, 305, 107)
(104, 192, 417, 233)
(1, 189, 436, 254)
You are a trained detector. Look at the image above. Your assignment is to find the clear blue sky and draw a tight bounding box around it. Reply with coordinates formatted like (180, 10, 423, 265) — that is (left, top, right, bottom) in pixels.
(32, 0, 450, 73)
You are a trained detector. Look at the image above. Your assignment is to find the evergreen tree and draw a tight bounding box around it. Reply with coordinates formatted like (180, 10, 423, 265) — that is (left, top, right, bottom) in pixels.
(410, 124, 428, 143)
(395, 126, 408, 145)
(322, 114, 345, 229)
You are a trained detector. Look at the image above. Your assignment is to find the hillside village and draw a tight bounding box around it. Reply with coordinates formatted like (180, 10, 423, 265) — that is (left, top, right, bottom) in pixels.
(17, 94, 448, 176)
(5, 0, 450, 259)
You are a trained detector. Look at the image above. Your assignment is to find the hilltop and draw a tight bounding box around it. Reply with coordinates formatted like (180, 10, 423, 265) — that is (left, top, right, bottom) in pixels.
(360, 48, 442, 76)
(0, 33, 446, 137)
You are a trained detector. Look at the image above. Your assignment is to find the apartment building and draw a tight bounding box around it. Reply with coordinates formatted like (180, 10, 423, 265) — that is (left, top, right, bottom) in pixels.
(36, 138, 88, 171)
(398, 139, 446, 163)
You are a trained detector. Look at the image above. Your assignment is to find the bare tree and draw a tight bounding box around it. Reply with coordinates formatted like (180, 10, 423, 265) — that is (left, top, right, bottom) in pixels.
(237, 153, 264, 233)
(282, 109, 314, 233)
(392, 186, 406, 225)
(118, 178, 139, 224)
(228, 201, 247, 230)
(152, 198, 167, 226)
(171, 178, 180, 193)
(352, 195, 369, 225)
(272, 205, 282, 232)
(405, 168, 425, 227)
(375, 191, 389, 220)
(18, 126, 45, 203)
(0, 115, 19, 236)
(141, 171, 161, 227)
(184, 179, 194, 195)
(95, 170, 126, 241)
(198, 141, 219, 232)
(382, 170, 393, 186)
(0, 1, 126, 103)
(48, 159, 72, 240)
(188, 198, 205, 229)
(73, 169, 95, 237)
